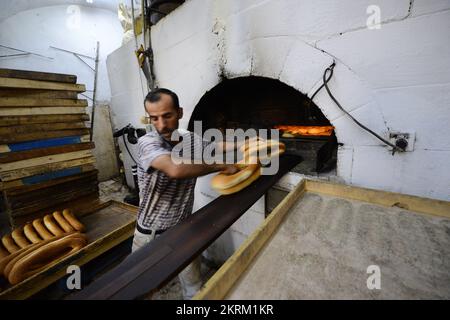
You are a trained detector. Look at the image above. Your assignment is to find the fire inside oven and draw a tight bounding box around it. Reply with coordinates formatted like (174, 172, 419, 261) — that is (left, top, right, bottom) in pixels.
(188, 76, 338, 174)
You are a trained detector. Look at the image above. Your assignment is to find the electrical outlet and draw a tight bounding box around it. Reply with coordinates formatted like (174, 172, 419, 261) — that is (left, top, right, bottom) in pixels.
(386, 131, 415, 152)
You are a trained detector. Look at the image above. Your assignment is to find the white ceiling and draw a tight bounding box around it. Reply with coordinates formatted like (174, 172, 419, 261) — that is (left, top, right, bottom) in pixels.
(0, 0, 124, 22)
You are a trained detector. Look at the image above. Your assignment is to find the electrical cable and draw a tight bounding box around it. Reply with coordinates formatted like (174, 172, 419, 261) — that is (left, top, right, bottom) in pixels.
(313, 62, 404, 153)
(123, 134, 138, 165)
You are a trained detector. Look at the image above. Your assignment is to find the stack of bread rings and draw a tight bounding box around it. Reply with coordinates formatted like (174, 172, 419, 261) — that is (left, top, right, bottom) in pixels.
(211, 138, 285, 195)
(0, 209, 87, 286)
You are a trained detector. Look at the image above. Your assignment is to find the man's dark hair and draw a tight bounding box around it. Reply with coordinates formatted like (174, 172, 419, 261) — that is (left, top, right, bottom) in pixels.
(144, 88, 180, 110)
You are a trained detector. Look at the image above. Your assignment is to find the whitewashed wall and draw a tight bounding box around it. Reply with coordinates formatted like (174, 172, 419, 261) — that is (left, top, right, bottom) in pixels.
(148, 0, 450, 202)
(0, 5, 124, 180)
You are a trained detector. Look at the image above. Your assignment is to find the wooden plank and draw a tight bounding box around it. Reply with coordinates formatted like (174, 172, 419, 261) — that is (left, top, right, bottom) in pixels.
(0, 142, 94, 163)
(0, 107, 86, 116)
(304, 180, 450, 219)
(10, 193, 102, 227)
(193, 180, 307, 300)
(1, 204, 136, 299)
(0, 98, 88, 107)
(0, 156, 96, 181)
(0, 129, 90, 143)
(3, 170, 98, 195)
(9, 187, 99, 218)
(0, 165, 96, 191)
(0, 122, 87, 135)
(0, 149, 93, 171)
(8, 179, 98, 209)
(0, 77, 85, 92)
(0, 114, 89, 127)
(0, 135, 90, 153)
(0, 89, 78, 99)
(0, 68, 77, 83)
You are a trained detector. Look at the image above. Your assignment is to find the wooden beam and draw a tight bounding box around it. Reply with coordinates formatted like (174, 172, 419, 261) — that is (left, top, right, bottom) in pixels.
(0, 98, 88, 107)
(0, 150, 93, 171)
(194, 180, 307, 300)
(0, 129, 90, 144)
(0, 107, 86, 116)
(0, 77, 85, 92)
(0, 89, 78, 99)
(0, 142, 95, 163)
(0, 68, 77, 83)
(0, 156, 96, 181)
(0, 114, 89, 127)
(304, 180, 450, 219)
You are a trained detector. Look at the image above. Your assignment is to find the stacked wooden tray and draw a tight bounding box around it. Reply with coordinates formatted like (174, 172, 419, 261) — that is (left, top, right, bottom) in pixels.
(0, 69, 99, 228)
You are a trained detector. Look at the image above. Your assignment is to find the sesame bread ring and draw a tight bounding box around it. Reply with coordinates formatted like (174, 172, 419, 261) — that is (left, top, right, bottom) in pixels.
(62, 209, 85, 232)
(32, 219, 54, 240)
(211, 164, 259, 191)
(2, 234, 20, 254)
(8, 233, 87, 285)
(11, 227, 31, 249)
(215, 165, 261, 195)
(43, 214, 65, 236)
(52, 211, 75, 233)
(24, 223, 42, 244)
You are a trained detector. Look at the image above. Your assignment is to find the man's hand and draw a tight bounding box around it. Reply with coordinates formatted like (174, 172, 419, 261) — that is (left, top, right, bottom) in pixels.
(219, 164, 240, 175)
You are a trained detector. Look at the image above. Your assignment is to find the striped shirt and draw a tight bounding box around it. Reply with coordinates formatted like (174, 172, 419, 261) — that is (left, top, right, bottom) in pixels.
(136, 129, 211, 231)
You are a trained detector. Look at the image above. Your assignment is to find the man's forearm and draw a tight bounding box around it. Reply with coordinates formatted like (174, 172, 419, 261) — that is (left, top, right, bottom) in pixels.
(172, 163, 227, 179)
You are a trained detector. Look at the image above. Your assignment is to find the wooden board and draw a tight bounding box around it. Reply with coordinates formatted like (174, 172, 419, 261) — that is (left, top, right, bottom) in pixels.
(0, 89, 78, 99)
(0, 123, 88, 136)
(0, 106, 86, 116)
(0, 114, 89, 127)
(0, 200, 137, 299)
(0, 129, 90, 144)
(0, 135, 90, 153)
(0, 165, 96, 191)
(0, 98, 88, 107)
(0, 142, 94, 163)
(194, 179, 450, 300)
(0, 69, 77, 84)
(3, 170, 98, 195)
(0, 156, 96, 181)
(0, 77, 85, 92)
(0, 149, 93, 171)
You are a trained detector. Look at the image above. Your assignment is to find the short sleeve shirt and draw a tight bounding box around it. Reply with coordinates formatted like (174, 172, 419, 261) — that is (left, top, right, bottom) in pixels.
(136, 129, 211, 231)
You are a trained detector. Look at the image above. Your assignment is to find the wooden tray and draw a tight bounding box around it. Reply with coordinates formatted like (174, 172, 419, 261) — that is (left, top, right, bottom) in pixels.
(0, 200, 137, 299)
(194, 179, 450, 300)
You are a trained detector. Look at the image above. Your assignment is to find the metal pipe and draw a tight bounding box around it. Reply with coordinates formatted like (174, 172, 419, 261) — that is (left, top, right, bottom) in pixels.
(90, 41, 100, 142)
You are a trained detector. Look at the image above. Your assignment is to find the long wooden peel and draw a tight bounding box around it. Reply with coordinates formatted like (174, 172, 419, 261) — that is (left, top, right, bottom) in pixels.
(68, 154, 302, 300)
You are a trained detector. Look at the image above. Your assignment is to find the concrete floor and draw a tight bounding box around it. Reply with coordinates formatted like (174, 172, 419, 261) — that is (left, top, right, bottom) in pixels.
(227, 192, 450, 299)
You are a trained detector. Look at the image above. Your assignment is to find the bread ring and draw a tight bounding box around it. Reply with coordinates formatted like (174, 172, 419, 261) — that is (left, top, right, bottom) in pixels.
(245, 140, 285, 157)
(43, 214, 65, 236)
(211, 164, 259, 191)
(0, 244, 9, 259)
(8, 233, 87, 285)
(215, 165, 261, 195)
(1, 232, 75, 278)
(11, 227, 32, 249)
(32, 219, 54, 240)
(2, 234, 20, 254)
(24, 223, 42, 244)
(2, 243, 41, 278)
(0, 242, 40, 276)
(52, 211, 75, 233)
(62, 209, 85, 232)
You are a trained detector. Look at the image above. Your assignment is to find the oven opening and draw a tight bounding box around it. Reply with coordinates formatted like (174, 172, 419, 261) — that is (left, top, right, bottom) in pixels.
(188, 76, 338, 176)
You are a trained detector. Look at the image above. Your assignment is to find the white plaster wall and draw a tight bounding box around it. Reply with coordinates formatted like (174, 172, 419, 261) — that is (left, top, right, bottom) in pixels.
(147, 0, 450, 202)
(0, 5, 124, 180)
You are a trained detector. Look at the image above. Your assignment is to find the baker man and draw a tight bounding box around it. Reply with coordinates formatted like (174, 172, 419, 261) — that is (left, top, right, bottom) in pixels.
(132, 88, 253, 300)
